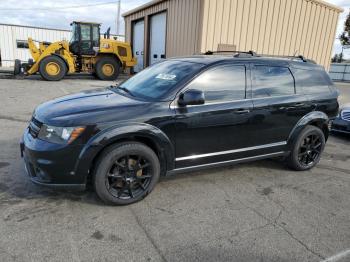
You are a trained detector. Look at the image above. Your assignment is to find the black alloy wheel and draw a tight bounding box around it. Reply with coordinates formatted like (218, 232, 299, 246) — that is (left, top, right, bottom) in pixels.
(106, 154, 152, 199)
(297, 134, 322, 167)
(93, 142, 160, 205)
(287, 125, 325, 171)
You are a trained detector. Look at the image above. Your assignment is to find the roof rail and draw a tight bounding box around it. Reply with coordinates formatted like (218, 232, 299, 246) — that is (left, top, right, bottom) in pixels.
(203, 50, 313, 63)
(258, 53, 309, 62)
(204, 50, 257, 57)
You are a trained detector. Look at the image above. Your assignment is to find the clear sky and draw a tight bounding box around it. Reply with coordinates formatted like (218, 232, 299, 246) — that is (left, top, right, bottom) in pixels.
(0, 0, 349, 58)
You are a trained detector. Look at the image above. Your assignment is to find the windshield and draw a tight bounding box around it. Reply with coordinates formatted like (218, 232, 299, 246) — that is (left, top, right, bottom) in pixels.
(118, 60, 204, 100)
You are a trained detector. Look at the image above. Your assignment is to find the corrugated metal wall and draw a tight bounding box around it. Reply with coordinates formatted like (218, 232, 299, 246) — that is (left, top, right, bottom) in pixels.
(124, 0, 202, 65)
(123, 0, 342, 70)
(0, 24, 70, 67)
(200, 0, 342, 70)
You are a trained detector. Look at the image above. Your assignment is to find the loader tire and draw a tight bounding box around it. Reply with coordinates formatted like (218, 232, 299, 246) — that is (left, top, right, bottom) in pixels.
(39, 56, 67, 81)
(95, 57, 120, 80)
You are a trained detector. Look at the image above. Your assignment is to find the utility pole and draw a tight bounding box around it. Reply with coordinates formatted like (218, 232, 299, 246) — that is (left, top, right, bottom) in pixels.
(116, 0, 121, 36)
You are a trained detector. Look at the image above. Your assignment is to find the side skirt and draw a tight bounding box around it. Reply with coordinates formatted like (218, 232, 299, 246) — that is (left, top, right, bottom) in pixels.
(166, 151, 289, 175)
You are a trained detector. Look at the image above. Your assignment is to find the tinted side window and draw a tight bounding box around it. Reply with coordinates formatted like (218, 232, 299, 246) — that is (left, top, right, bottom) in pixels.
(293, 69, 331, 94)
(252, 66, 295, 98)
(186, 65, 246, 103)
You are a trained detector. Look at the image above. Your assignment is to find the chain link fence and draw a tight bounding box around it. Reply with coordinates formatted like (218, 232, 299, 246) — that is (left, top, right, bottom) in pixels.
(329, 63, 350, 82)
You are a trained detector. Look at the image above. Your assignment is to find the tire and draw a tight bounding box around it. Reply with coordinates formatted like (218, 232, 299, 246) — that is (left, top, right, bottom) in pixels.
(95, 57, 120, 80)
(39, 56, 67, 81)
(287, 125, 325, 171)
(14, 59, 21, 75)
(93, 142, 160, 205)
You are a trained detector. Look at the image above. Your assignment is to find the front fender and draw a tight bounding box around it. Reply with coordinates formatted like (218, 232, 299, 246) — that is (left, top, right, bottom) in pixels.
(74, 123, 175, 182)
(287, 111, 329, 148)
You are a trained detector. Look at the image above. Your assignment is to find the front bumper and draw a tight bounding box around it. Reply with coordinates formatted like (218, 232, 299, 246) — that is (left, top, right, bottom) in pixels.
(330, 117, 350, 134)
(20, 128, 86, 189)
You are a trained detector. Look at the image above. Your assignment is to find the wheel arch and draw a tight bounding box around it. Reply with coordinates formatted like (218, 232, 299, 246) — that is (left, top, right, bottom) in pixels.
(76, 123, 175, 185)
(287, 111, 329, 148)
(95, 53, 122, 67)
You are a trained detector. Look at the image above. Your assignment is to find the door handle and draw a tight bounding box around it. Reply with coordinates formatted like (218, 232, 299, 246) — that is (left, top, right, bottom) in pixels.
(234, 109, 250, 114)
(294, 102, 305, 107)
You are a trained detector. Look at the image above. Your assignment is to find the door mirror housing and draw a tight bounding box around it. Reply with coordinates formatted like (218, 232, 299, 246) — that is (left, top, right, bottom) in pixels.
(178, 89, 205, 106)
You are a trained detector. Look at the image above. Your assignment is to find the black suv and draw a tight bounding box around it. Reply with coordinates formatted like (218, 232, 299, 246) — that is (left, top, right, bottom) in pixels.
(20, 54, 339, 205)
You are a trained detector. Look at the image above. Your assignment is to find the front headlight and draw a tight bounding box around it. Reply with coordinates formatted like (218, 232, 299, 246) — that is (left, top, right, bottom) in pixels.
(38, 124, 86, 144)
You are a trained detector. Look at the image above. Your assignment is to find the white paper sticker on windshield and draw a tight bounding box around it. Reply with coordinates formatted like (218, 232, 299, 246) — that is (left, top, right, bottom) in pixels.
(155, 73, 177, 80)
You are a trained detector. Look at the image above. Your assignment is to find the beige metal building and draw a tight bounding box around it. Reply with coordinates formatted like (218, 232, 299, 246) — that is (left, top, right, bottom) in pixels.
(123, 0, 343, 71)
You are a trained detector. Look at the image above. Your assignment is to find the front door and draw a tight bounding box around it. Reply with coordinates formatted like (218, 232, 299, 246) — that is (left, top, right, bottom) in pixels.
(132, 20, 144, 73)
(149, 12, 166, 65)
(174, 64, 255, 169)
(79, 24, 97, 55)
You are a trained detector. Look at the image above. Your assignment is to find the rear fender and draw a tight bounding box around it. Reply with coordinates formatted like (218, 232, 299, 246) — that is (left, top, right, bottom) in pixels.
(287, 111, 329, 149)
(74, 123, 175, 182)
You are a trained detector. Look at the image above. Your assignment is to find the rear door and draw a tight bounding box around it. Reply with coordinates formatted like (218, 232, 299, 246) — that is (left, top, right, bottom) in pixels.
(250, 64, 312, 146)
(174, 64, 255, 169)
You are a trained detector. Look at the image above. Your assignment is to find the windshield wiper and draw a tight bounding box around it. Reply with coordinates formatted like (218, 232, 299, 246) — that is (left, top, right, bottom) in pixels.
(114, 86, 135, 97)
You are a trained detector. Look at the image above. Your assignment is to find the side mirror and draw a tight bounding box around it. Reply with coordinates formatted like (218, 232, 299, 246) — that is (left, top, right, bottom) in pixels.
(178, 89, 205, 106)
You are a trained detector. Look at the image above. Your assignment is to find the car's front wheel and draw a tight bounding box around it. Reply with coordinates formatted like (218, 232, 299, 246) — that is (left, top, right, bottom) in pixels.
(287, 125, 325, 171)
(93, 142, 160, 205)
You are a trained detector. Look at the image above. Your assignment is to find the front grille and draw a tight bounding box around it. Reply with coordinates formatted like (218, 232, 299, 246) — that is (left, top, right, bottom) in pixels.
(28, 117, 42, 138)
(341, 110, 350, 122)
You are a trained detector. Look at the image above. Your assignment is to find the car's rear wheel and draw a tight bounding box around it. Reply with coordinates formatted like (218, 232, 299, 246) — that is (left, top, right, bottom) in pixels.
(287, 125, 325, 171)
(93, 142, 160, 205)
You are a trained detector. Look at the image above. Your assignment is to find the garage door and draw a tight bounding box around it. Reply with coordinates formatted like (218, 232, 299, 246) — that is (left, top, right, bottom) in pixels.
(149, 12, 166, 65)
(132, 20, 144, 73)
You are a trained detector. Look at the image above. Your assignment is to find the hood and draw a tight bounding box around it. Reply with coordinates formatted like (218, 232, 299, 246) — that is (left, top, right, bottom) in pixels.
(33, 88, 149, 126)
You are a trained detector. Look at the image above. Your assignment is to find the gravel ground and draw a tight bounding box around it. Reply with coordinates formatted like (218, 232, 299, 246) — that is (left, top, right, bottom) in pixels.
(0, 75, 349, 262)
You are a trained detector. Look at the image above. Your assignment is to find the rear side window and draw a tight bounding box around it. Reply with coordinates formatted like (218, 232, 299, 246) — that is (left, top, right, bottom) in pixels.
(252, 66, 295, 98)
(186, 65, 246, 103)
(293, 69, 331, 94)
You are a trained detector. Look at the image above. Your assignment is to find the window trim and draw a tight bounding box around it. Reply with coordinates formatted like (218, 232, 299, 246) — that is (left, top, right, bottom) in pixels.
(251, 65, 296, 99)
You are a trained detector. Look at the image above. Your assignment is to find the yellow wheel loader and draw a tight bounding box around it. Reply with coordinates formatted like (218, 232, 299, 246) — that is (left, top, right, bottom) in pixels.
(14, 21, 137, 81)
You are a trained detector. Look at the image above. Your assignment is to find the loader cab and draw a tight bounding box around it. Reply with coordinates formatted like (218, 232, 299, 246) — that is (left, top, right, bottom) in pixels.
(69, 21, 100, 56)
